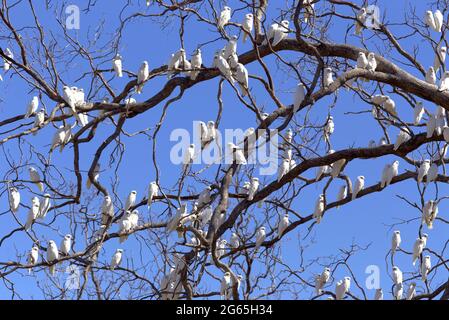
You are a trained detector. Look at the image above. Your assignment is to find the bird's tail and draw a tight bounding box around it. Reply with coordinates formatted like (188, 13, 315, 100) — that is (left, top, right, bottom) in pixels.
(49, 264, 56, 276)
(37, 182, 44, 192)
(86, 178, 91, 189)
(119, 235, 128, 243)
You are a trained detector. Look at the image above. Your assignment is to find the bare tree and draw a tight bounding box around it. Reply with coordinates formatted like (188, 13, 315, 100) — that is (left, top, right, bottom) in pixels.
(0, 0, 448, 300)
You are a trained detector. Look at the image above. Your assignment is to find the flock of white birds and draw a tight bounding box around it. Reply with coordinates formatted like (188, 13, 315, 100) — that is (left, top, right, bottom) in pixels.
(1, 1, 446, 300)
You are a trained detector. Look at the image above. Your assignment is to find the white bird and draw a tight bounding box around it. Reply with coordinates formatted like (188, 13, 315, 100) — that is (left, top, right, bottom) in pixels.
(227, 142, 247, 164)
(383, 97, 397, 116)
(119, 212, 133, 243)
(425, 10, 437, 30)
(230, 232, 240, 248)
(367, 52, 377, 73)
(426, 114, 437, 138)
(198, 206, 213, 226)
(413, 102, 425, 125)
(242, 13, 254, 43)
(421, 255, 431, 281)
(198, 186, 212, 206)
(27, 246, 39, 273)
(166, 204, 187, 234)
(129, 210, 139, 229)
(293, 83, 306, 113)
(218, 6, 231, 29)
(29, 167, 43, 192)
(335, 277, 351, 300)
(8, 187, 20, 213)
(3, 47, 13, 71)
(38, 193, 51, 219)
(352, 176, 365, 200)
(50, 124, 72, 153)
(136, 61, 149, 94)
(284, 128, 293, 144)
(25, 96, 39, 118)
(357, 52, 368, 69)
(235, 63, 249, 96)
(73, 87, 85, 107)
(301, 0, 315, 23)
(183, 143, 195, 171)
(214, 54, 235, 83)
(247, 177, 259, 201)
(167, 50, 183, 76)
(355, 8, 367, 35)
(110, 249, 123, 270)
(328, 150, 346, 178)
(406, 283, 416, 300)
(392, 266, 403, 285)
(336, 185, 347, 208)
(443, 126, 449, 143)
(278, 158, 290, 181)
(25, 200, 40, 231)
(277, 213, 289, 238)
(381, 160, 399, 188)
(189, 49, 202, 80)
(436, 107, 447, 135)
(60, 234, 72, 255)
(421, 233, 429, 247)
(394, 283, 403, 300)
(223, 35, 238, 59)
(215, 239, 227, 260)
(32, 108, 45, 135)
(86, 163, 100, 189)
(220, 272, 232, 300)
(434, 46, 447, 70)
(124, 97, 136, 105)
(434, 10, 444, 32)
(371, 94, 389, 105)
(391, 230, 401, 255)
(62, 86, 82, 123)
(374, 288, 383, 300)
(426, 163, 438, 184)
(46, 240, 59, 276)
(228, 52, 239, 69)
(323, 67, 334, 88)
(422, 200, 438, 229)
(324, 116, 334, 142)
(417, 159, 431, 184)
(147, 181, 159, 207)
(101, 195, 114, 225)
(255, 226, 266, 250)
(394, 130, 411, 151)
(313, 194, 325, 224)
(425, 66, 436, 85)
(412, 237, 425, 266)
(112, 54, 123, 77)
(124, 190, 137, 211)
(439, 71, 449, 91)
(315, 267, 331, 295)
(178, 49, 191, 73)
(207, 121, 217, 142)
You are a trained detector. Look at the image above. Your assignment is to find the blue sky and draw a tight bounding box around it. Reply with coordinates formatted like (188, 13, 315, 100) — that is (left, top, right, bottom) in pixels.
(0, 0, 448, 299)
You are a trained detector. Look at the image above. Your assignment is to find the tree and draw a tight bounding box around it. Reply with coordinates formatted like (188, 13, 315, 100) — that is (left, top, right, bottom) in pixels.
(0, 0, 448, 300)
